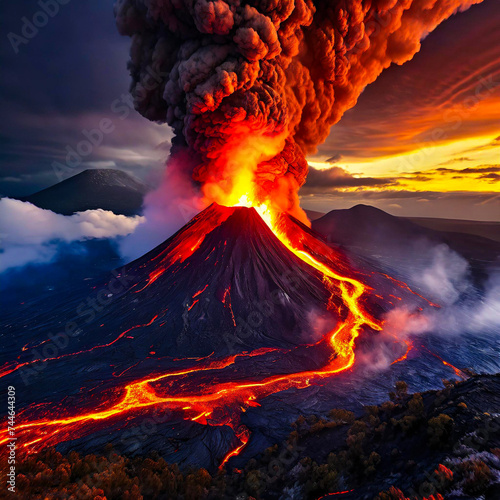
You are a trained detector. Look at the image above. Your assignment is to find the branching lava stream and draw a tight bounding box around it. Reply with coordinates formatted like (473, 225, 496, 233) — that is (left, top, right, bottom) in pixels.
(0, 200, 439, 468)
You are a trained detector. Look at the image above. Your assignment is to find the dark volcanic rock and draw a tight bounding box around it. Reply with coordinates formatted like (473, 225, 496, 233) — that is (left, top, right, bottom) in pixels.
(226, 375, 500, 499)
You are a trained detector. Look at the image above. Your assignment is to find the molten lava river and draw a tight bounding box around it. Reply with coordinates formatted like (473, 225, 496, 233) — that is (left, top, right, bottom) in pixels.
(0, 198, 462, 468)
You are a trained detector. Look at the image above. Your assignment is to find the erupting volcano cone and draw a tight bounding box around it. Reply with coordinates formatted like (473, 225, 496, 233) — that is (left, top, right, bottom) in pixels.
(124, 204, 348, 355)
(0, 203, 385, 469)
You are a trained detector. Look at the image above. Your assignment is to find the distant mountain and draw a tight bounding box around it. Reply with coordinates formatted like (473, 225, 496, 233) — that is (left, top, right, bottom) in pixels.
(20, 169, 149, 215)
(312, 204, 500, 271)
(409, 216, 500, 243)
(313, 204, 427, 245)
(304, 209, 325, 221)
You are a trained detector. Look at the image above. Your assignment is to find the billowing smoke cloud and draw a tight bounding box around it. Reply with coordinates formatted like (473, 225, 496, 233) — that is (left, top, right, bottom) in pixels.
(410, 244, 472, 306)
(0, 198, 144, 272)
(115, 0, 483, 218)
(408, 246, 500, 336)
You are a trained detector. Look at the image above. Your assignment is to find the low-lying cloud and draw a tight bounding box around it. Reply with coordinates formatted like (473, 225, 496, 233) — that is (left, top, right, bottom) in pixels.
(0, 198, 144, 272)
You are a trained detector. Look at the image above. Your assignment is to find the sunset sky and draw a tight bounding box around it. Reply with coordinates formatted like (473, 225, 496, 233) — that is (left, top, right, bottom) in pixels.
(0, 0, 498, 220)
(303, 0, 500, 220)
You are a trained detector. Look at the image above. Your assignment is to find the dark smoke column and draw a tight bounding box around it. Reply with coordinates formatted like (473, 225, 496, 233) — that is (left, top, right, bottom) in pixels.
(115, 0, 483, 218)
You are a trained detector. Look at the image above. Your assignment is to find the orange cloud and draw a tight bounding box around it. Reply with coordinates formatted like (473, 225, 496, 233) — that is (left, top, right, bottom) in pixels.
(314, 1, 500, 162)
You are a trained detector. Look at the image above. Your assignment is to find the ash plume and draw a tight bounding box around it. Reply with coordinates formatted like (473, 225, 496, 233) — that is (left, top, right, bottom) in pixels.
(115, 0, 483, 217)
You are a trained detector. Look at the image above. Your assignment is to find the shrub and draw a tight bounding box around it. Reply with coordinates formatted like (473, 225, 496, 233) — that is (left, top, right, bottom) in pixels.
(461, 459, 494, 495)
(365, 405, 379, 417)
(328, 409, 355, 424)
(348, 421, 367, 435)
(310, 419, 327, 433)
(304, 462, 338, 498)
(389, 381, 408, 402)
(391, 415, 418, 435)
(428, 414, 454, 448)
(363, 452, 381, 476)
(408, 393, 425, 417)
(380, 401, 396, 414)
(245, 469, 266, 497)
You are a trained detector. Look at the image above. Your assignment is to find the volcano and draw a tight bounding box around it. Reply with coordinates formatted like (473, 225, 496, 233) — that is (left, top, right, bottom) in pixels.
(1, 203, 435, 469)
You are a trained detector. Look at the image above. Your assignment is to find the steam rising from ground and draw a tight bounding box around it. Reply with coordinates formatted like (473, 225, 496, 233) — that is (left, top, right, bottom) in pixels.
(364, 242, 500, 372)
(391, 243, 499, 334)
(115, 0, 483, 216)
(0, 198, 144, 272)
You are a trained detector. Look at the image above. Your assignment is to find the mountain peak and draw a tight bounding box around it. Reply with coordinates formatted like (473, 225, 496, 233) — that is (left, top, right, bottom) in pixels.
(20, 168, 148, 216)
(74, 168, 146, 188)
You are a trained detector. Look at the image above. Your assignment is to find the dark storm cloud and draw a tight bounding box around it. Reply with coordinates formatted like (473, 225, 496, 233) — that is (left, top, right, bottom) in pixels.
(302, 166, 396, 192)
(325, 154, 343, 164)
(0, 0, 170, 197)
(435, 165, 500, 174)
(408, 175, 432, 182)
(478, 173, 500, 182)
(438, 157, 473, 166)
(0, 1, 127, 116)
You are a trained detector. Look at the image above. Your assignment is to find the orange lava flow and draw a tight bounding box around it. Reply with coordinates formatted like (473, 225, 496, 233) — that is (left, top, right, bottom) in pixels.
(222, 286, 237, 327)
(219, 427, 250, 470)
(421, 345, 466, 379)
(0, 315, 158, 380)
(390, 340, 414, 365)
(1, 196, 387, 467)
(317, 490, 355, 498)
(379, 273, 440, 308)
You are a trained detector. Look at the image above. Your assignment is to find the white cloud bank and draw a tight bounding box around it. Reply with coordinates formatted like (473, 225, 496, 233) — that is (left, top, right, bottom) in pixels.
(0, 198, 144, 272)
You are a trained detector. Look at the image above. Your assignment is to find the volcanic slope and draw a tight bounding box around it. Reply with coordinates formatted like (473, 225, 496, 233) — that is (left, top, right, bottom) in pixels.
(0, 204, 398, 465)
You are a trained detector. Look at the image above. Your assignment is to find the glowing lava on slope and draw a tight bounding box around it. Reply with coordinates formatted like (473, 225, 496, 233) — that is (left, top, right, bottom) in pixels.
(0, 196, 440, 468)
